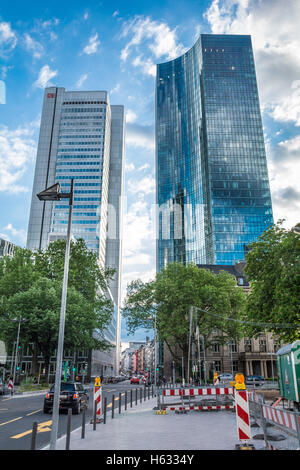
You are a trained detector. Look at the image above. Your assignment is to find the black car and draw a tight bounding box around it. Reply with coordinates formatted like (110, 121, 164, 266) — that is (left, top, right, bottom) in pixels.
(43, 382, 89, 414)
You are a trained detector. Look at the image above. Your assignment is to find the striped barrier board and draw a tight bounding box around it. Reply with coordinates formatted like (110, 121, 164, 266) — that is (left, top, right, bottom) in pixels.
(163, 405, 234, 411)
(162, 387, 234, 397)
(235, 390, 251, 442)
(94, 385, 102, 420)
(262, 405, 299, 433)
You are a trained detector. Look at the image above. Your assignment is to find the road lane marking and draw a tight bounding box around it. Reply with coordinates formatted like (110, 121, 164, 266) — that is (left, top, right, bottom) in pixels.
(26, 409, 42, 416)
(0, 416, 23, 426)
(11, 420, 52, 439)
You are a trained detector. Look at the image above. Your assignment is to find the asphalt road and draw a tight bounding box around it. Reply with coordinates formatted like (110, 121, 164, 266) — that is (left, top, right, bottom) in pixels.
(0, 381, 147, 450)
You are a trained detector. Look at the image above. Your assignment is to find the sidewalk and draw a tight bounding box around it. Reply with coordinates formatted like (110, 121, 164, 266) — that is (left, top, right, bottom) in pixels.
(42, 397, 263, 451)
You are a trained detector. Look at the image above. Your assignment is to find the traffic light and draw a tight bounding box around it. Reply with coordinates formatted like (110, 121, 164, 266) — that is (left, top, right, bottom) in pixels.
(16, 365, 20, 371)
(156, 367, 159, 371)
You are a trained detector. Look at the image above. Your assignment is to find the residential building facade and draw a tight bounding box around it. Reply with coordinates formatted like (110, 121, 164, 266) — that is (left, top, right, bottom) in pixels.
(26, 87, 125, 377)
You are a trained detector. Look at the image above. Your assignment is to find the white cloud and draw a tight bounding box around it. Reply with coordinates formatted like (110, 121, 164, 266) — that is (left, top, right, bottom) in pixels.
(128, 176, 155, 196)
(125, 162, 135, 172)
(120, 15, 186, 76)
(110, 83, 120, 94)
(76, 73, 88, 88)
(138, 163, 150, 172)
(132, 55, 156, 77)
(83, 12, 89, 20)
(113, 10, 119, 18)
(126, 109, 137, 123)
(121, 199, 156, 302)
(82, 33, 100, 55)
(203, 0, 300, 126)
(34, 65, 58, 88)
(0, 123, 37, 193)
(0, 21, 17, 56)
(2, 223, 27, 245)
(126, 123, 154, 150)
(23, 33, 44, 59)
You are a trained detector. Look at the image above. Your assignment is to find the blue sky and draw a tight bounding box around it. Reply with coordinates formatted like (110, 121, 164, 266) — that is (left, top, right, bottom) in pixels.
(0, 0, 299, 343)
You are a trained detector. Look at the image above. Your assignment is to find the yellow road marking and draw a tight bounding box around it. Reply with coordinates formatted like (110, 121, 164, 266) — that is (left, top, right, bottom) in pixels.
(0, 416, 22, 427)
(26, 409, 42, 416)
(11, 420, 52, 439)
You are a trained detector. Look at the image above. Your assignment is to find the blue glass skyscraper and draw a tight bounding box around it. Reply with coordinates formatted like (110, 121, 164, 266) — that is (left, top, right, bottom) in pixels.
(156, 34, 273, 271)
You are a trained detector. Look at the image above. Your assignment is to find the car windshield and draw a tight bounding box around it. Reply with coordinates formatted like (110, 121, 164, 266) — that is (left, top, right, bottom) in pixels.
(50, 383, 75, 392)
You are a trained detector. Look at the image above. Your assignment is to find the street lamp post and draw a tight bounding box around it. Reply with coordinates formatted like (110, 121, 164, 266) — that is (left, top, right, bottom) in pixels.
(37, 179, 74, 451)
(13, 318, 21, 386)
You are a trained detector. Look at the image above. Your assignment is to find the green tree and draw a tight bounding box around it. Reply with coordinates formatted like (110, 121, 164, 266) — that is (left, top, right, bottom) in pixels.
(2, 277, 112, 377)
(123, 262, 246, 369)
(244, 221, 300, 343)
(0, 239, 115, 378)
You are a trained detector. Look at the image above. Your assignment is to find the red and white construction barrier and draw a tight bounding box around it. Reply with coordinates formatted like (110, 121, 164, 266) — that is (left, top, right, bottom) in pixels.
(162, 387, 234, 397)
(93, 382, 102, 422)
(164, 405, 234, 411)
(235, 390, 252, 442)
(262, 405, 299, 433)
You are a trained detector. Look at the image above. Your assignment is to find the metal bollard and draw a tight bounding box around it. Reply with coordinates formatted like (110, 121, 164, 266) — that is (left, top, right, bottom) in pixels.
(112, 395, 115, 418)
(81, 405, 86, 439)
(144, 386, 146, 401)
(125, 391, 127, 410)
(30, 421, 38, 450)
(66, 408, 72, 450)
(103, 396, 107, 424)
(119, 392, 121, 414)
(148, 386, 150, 400)
(140, 388, 142, 404)
(151, 385, 154, 398)
(130, 389, 133, 408)
(93, 399, 97, 430)
(135, 388, 138, 406)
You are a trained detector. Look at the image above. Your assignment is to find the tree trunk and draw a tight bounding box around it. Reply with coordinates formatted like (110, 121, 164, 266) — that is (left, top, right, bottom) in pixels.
(32, 342, 39, 376)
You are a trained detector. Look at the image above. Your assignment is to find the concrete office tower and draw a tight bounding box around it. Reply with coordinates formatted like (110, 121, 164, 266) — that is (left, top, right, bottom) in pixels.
(27, 88, 125, 376)
(156, 34, 273, 271)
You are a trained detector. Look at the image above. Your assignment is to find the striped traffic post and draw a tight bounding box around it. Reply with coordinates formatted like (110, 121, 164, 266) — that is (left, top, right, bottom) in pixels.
(91, 376, 103, 424)
(234, 373, 254, 450)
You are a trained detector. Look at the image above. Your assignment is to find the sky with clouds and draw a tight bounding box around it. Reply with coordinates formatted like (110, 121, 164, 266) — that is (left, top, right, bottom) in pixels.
(0, 0, 299, 342)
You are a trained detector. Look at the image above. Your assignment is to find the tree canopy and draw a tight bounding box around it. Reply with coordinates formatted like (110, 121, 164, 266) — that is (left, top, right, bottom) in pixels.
(244, 221, 300, 343)
(0, 239, 115, 376)
(123, 262, 246, 363)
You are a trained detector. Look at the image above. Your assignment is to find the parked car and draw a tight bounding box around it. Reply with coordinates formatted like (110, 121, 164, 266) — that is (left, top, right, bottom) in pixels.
(130, 376, 141, 384)
(43, 382, 89, 414)
(218, 373, 234, 381)
(245, 375, 264, 384)
(0, 378, 5, 395)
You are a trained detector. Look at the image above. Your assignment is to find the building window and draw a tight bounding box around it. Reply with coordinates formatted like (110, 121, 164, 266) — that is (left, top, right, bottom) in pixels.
(211, 343, 220, 353)
(259, 339, 266, 352)
(244, 339, 252, 352)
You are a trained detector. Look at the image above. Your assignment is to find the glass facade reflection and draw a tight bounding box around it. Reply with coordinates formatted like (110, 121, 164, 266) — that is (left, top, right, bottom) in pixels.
(156, 34, 273, 271)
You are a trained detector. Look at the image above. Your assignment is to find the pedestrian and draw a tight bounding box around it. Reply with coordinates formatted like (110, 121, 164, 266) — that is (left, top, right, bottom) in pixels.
(8, 377, 14, 395)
